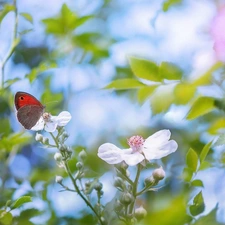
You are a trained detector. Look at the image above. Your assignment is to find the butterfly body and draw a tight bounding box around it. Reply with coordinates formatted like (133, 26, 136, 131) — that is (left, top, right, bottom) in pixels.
(15, 92, 45, 129)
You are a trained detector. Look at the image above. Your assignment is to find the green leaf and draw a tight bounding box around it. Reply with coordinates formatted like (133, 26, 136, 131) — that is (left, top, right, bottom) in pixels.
(0, 210, 13, 225)
(193, 206, 221, 225)
(174, 83, 196, 104)
(193, 62, 223, 86)
(4, 78, 20, 88)
(182, 167, 193, 182)
(137, 85, 158, 104)
(186, 148, 198, 172)
(214, 134, 225, 147)
(20, 13, 33, 24)
(186, 97, 215, 120)
(151, 85, 175, 114)
(11, 196, 32, 210)
(199, 161, 212, 171)
(129, 57, 161, 82)
(208, 118, 225, 134)
(104, 79, 145, 90)
(162, 0, 183, 12)
(0, 132, 31, 152)
(191, 179, 204, 187)
(0, 4, 15, 23)
(200, 141, 212, 163)
(190, 191, 205, 216)
(26, 62, 57, 83)
(74, 15, 93, 28)
(159, 62, 182, 80)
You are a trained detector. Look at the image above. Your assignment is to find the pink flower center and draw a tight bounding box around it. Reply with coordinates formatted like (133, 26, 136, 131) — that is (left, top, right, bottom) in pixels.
(127, 135, 145, 153)
(43, 112, 51, 122)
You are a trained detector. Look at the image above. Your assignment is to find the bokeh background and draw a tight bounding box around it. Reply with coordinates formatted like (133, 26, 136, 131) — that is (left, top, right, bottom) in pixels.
(1, 0, 225, 224)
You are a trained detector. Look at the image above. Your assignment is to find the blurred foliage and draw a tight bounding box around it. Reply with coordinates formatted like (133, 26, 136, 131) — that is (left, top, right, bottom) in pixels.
(0, 0, 225, 224)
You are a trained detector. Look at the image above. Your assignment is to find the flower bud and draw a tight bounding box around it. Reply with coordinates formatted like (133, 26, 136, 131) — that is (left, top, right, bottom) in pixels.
(120, 192, 134, 205)
(144, 176, 155, 187)
(55, 175, 63, 184)
(85, 180, 91, 188)
(35, 133, 43, 142)
(152, 167, 165, 181)
(76, 162, 83, 170)
(54, 152, 63, 162)
(94, 182, 103, 191)
(62, 132, 69, 140)
(114, 200, 124, 212)
(114, 177, 125, 190)
(59, 144, 67, 152)
(135, 206, 147, 221)
(42, 137, 49, 145)
(78, 150, 87, 161)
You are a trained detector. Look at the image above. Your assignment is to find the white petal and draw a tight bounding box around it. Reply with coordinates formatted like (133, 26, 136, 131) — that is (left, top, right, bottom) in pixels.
(31, 117, 45, 131)
(121, 149, 145, 166)
(145, 130, 171, 148)
(56, 111, 72, 126)
(143, 140, 178, 160)
(98, 143, 123, 164)
(44, 121, 58, 132)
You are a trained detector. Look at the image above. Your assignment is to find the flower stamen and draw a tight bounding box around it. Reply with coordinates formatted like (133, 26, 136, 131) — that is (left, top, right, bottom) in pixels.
(127, 135, 145, 153)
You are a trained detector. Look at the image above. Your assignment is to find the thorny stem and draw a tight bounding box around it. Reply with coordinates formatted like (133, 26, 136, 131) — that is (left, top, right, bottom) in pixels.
(49, 132, 104, 225)
(1, 0, 18, 88)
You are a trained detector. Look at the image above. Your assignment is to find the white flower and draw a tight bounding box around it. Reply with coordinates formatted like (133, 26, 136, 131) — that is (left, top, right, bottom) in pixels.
(97, 130, 178, 166)
(31, 111, 71, 132)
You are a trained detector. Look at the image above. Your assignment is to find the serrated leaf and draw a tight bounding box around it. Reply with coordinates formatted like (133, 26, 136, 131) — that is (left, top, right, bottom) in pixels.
(190, 191, 205, 216)
(151, 85, 175, 114)
(137, 85, 158, 103)
(104, 78, 145, 90)
(200, 141, 212, 163)
(193, 62, 223, 86)
(129, 57, 161, 82)
(214, 134, 225, 147)
(11, 196, 32, 210)
(208, 118, 225, 135)
(191, 179, 204, 187)
(186, 97, 215, 120)
(174, 83, 196, 104)
(159, 62, 182, 80)
(0, 4, 15, 23)
(186, 148, 198, 172)
(20, 13, 33, 24)
(0, 210, 13, 225)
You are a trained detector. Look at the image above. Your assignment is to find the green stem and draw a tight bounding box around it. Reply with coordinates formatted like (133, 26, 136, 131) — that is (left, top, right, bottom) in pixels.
(1, 0, 18, 88)
(128, 164, 142, 215)
(50, 132, 103, 225)
(64, 161, 104, 225)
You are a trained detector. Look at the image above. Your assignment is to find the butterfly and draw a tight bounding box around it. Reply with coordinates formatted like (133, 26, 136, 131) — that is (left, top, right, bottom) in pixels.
(14, 92, 45, 129)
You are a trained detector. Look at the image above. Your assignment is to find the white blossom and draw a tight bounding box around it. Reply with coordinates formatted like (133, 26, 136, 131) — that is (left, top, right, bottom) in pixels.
(98, 130, 178, 166)
(31, 111, 71, 132)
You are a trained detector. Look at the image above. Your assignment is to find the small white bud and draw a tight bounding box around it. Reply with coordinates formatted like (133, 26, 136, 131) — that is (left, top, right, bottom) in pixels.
(55, 175, 63, 184)
(35, 133, 43, 142)
(152, 166, 166, 181)
(54, 152, 63, 162)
